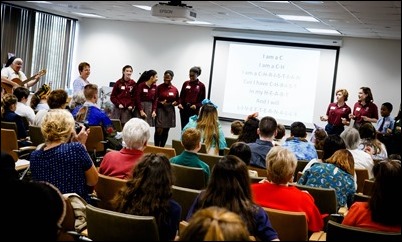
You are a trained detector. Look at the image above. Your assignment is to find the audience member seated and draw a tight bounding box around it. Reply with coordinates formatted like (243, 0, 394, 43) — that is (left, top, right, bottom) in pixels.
(342, 159, 401, 232)
(72, 83, 121, 150)
(273, 123, 286, 146)
(228, 141, 258, 177)
(302, 134, 346, 173)
(170, 127, 210, 181)
(0, 151, 18, 182)
(29, 109, 98, 203)
(13, 86, 35, 124)
(99, 118, 150, 179)
(178, 206, 252, 241)
(358, 122, 388, 160)
(4, 180, 67, 241)
(1, 93, 31, 146)
(237, 113, 260, 144)
(282, 121, 318, 161)
(34, 89, 68, 126)
(251, 146, 324, 233)
(230, 120, 244, 138)
(248, 116, 277, 168)
(182, 99, 227, 155)
(387, 103, 401, 156)
(340, 127, 375, 179)
(298, 149, 356, 209)
(312, 128, 328, 151)
(67, 90, 86, 112)
(30, 83, 51, 112)
(113, 153, 181, 241)
(186, 155, 279, 241)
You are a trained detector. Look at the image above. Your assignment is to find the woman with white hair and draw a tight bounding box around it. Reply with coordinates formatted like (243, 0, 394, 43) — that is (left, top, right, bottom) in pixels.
(99, 118, 150, 179)
(340, 127, 375, 179)
(1, 56, 42, 92)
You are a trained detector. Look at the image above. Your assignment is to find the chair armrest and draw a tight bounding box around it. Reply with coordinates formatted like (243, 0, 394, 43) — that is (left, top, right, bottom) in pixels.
(13, 146, 37, 153)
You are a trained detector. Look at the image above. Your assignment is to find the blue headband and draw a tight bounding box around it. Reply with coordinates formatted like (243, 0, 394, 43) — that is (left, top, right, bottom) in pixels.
(201, 98, 218, 108)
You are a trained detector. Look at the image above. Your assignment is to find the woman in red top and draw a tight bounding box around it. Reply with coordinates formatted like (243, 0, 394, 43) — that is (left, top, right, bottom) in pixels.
(343, 159, 401, 232)
(154, 70, 180, 147)
(110, 65, 136, 126)
(349, 87, 378, 130)
(134, 70, 158, 127)
(178, 66, 206, 129)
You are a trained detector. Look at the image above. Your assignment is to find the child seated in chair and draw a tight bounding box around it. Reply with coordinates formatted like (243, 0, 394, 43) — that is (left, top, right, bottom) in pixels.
(170, 128, 210, 181)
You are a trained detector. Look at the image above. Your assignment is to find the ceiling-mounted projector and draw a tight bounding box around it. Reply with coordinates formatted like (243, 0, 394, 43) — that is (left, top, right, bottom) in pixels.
(151, 2, 197, 21)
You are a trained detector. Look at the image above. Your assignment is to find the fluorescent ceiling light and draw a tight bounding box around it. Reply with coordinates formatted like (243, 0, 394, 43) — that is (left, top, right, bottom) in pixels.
(277, 15, 319, 22)
(307, 28, 341, 34)
(186, 21, 212, 25)
(73, 12, 106, 18)
(133, 5, 151, 11)
(26, 1, 51, 3)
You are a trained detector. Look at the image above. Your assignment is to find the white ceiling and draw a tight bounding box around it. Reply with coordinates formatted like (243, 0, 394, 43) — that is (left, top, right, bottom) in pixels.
(4, 1, 401, 40)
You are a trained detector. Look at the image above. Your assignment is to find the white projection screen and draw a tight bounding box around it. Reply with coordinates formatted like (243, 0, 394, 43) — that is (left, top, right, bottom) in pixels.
(208, 37, 340, 130)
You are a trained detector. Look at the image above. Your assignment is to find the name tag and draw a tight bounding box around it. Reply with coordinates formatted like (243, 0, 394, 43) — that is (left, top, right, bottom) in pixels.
(121, 86, 125, 90)
(196, 85, 199, 89)
(330, 106, 336, 110)
(186, 85, 191, 89)
(143, 88, 148, 93)
(356, 107, 361, 111)
(168, 92, 174, 96)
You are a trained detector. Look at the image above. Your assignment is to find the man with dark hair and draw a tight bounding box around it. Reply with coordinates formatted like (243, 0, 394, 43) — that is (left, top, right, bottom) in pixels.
(282, 121, 318, 161)
(248, 116, 277, 168)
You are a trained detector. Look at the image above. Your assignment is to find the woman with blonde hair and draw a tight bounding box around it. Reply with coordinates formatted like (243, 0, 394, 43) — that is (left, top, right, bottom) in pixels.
(298, 149, 356, 209)
(182, 99, 227, 155)
(178, 206, 252, 241)
(29, 109, 98, 203)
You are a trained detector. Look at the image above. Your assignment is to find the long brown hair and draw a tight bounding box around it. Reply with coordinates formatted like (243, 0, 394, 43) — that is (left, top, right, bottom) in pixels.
(196, 104, 220, 154)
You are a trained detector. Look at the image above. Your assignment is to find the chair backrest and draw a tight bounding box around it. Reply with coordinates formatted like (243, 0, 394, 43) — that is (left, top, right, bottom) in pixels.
(86, 204, 159, 241)
(225, 137, 237, 148)
(172, 139, 184, 155)
(293, 183, 338, 215)
(110, 119, 123, 132)
(144, 145, 176, 159)
(198, 143, 207, 154)
(21, 116, 30, 131)
(263, 207, 308, 241)
(326, 220, 401, 241)
(250, 176, 266, 184)
(85, 126, 105, 153)
(1, 121, 18, 134)
(197, 153, 222, 171)
(362, 179, 375, 196)
(28, 125, 45, 146)
(247, 165, 267, 177)
(355, 168, 369, 194)
(352, 193, 371, 203)
(171, 163, 207, 190)
(294, 160, 309, 182)
(1, 128, 19, 161)
(316, 149, 324, 159)
(171, 185, 202, 221)
(94, 173, 128, 211)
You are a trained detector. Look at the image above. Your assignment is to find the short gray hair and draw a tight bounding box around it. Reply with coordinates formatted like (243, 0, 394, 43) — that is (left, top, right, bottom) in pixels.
(340, 127, 360, 150)
(122, 118, 150, 149)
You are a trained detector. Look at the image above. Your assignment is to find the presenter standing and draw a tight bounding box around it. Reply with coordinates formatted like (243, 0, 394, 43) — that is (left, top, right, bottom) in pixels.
(349, 87, 378, 130)
(320, 89, 351, 135)
(178, 66, 205, 129)
(110, 65, 136, 126)
(72, 62, 91, 95)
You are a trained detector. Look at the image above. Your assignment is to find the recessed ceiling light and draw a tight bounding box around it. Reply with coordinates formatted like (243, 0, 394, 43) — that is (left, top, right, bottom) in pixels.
(277, 15, 319, 22)
(307, 28, 341, 34)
